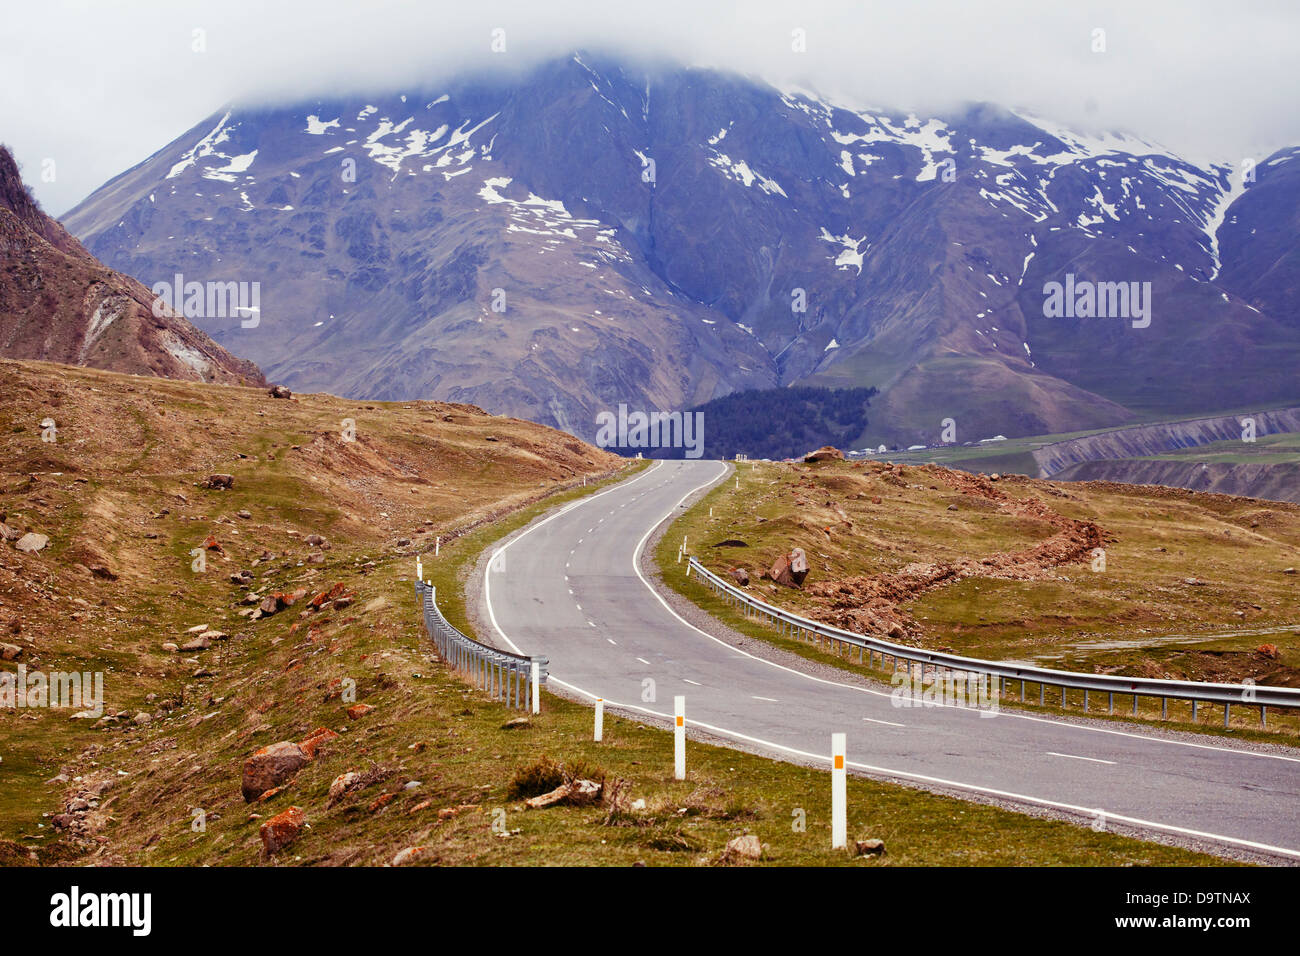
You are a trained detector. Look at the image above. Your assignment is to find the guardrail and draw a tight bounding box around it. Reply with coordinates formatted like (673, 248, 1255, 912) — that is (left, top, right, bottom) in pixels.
(415, 579, 547, 710)
(687, 557, 1300, 727)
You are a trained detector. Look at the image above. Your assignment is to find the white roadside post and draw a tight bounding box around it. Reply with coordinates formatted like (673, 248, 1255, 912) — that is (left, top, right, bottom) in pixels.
(435, 535, 440, 556)
(831, 733, 847, 850)
(531, 660, 541, 714)
(674, 696, 686, 780)
(594, 698, 604, 742)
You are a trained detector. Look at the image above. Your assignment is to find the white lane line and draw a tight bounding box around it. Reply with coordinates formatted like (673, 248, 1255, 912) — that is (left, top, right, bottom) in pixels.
(863, 717, 907, 728)
(1047, 752, 1116, 765)
(752, 695, 780, 702)
(575, 603, 582, 611)
(606, 637, 617, 645)
(636, 657, 651, 665)
(683, 679, 702, 686)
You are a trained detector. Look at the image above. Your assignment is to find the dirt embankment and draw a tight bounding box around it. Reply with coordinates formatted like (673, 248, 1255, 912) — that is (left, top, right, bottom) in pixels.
(804, 468, 1108, 641)
(1032, 407, 1300, 478)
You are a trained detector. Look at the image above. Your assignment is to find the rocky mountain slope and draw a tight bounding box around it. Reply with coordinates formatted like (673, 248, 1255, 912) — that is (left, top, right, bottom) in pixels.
(62, 54, 1300, 444)
(0, 146, 264, 386)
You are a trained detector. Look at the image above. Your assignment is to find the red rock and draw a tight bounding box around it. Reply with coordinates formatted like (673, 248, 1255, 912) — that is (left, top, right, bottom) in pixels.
(368, 792, 395, 813)
(202, 534, 224, 553)
(298, 727, 339, 759)
(1257, 643, 1281, 660)
(346, 703, 374, 720)
(408, 799, 433, 816)
(241, 741, 309, 802)
(259, 806, 304, 855)
(391, 846, 426, 866)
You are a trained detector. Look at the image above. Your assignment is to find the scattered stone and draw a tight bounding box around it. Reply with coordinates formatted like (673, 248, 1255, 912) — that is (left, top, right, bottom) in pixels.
(327, 771, 361, 806)
(133, 712, 152, 726)
(346, 703, 375, 720)
(237, 510, 252, 520)
(0, 642, 22, 661)
(1257, 644, 1281, 660)
(1183, 577, 1208, 587)
(14, 533, 48, 553)
(203, 474, 234, 490)
(723, 833, 763, 861)
(179, 636, 211, 652)
(524, 779, 602, 810)
(259, 806, 304, 855)
(391, 846, 426, 866)
(298, 727, 339, 759)
(304, 534, 330, 549)
(500, 716, 531, 730)
(854, 838, 886, 857)
(268, 385, 292, 399)
(729, 567, 750, 586)
(1283, 567, 1297, 575)
(947, 504, 959, 511)
(769, 547, 810, 588)
(160, 642, 178, 653)
(88, 565, 118, 581)
(241, 741, 310, 802)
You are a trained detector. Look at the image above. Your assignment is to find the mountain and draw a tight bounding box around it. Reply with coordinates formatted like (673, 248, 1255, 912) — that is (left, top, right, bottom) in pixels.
(62, 54, 1300, 445)
(0, 146, 264, 386)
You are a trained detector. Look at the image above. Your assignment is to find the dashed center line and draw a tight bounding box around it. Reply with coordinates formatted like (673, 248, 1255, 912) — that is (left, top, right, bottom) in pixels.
(752, 695, 780, 702)
(862, 717, 907, 728)
(683, 679, 701, 686)
(606, 637, 617, 645)
(636, 657, 651, 665)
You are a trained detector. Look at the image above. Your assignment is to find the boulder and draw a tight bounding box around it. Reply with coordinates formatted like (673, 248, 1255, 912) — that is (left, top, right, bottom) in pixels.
(346, 703, 375, 720)
(1257, 644, 1281, 660)
(268, 385, 292, 399)
(14, 533, 48, 553)
(729, 567, 750, 586)
(179, 636, 211, 652)
(203, 474, 235, 490)
(854, 838, 886, 857)
(0, 642, 22, 661)
(304, 534, 330, 549)
(524, 779, 602, 810)
(259, 806, 304, 855)
(803, 446, 845, 464)
(723, 834, 763, 861)
(241, 741, 310, 802)
(770, 547, 809, 588)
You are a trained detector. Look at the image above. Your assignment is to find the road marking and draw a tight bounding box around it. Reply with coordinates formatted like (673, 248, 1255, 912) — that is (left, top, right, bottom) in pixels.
(752, 695, 779, 702)
(863, 717, 906, 727)
(607, 637, 617, 645)
(545, 672, 1300, 862)
(575, 603, 581, 611)
(636, 657, 651, 665)
(683, 678, 701, 686)
(1046, 752, 1116, 765)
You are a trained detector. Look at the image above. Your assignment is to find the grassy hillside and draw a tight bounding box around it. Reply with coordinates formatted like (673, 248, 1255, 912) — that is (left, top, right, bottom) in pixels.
(0, 360, 1223, 866)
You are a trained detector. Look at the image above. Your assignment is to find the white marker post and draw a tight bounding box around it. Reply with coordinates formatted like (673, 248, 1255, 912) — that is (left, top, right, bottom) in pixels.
(594, 698, 604, 742)
(674, 696, 686, 780)
(831, 733, 847, 850)
(530, 660, 541, 715)
(435, 536, 440, 557)
(416, 558, 422, 581)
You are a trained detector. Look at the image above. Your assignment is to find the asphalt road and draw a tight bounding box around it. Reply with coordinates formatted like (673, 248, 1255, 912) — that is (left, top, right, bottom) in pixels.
(482, 458, 1300, 859)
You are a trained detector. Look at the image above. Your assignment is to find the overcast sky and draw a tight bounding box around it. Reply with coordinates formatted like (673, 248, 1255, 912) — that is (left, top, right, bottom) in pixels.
(2, 0, 1296, 216)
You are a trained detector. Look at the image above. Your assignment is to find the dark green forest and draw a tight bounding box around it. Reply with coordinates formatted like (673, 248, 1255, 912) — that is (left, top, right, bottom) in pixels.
(605, 385, 877, 461)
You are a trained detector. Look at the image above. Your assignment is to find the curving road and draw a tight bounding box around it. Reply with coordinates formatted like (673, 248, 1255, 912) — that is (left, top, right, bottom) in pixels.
(481, 458, 1300, 860)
